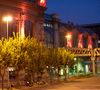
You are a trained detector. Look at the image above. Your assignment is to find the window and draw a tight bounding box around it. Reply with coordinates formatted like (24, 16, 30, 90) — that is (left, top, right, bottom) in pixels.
(25, 20, 33, 37)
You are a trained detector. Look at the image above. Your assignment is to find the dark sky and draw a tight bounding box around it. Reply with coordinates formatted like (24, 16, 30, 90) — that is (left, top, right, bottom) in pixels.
(46, 0, 100, 25)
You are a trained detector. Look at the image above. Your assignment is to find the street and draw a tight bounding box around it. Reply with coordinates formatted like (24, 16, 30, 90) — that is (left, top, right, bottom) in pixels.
(21, 76, 100, 90)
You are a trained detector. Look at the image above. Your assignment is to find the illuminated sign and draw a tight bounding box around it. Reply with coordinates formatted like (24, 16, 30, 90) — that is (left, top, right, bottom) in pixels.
(38, 0, 46, 7)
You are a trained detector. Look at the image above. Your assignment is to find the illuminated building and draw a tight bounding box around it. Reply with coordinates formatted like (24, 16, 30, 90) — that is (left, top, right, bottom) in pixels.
(81, 23, 100, 47)
(44, 14, 98, 49)
(0, 0, 99, 80)
(44, 13, 98, 49)
(44, 14, 99, 75)
(0, 0, 47, 81)
(0, 0, 97, 49)
(0, 0, 46, 42)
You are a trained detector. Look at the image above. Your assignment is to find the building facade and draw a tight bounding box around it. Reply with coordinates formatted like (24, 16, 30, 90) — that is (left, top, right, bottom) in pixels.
(0, 0, 47, 81)
(44, 14, 99, 75)
(0, 0, 98, 49)
(81, 23, 100, 47)
(0, 0, 46, 42)
(0, 0, 99, 81)
(44, 14, 98, 49)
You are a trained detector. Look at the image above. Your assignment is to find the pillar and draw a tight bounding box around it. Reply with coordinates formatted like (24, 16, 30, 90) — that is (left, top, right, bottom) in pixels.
(91, 56, 96, 76)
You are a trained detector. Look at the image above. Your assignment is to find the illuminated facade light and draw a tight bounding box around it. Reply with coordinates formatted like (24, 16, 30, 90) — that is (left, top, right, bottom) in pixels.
(20, 22, 25, 38)
(18, 14, 25, 38)
(78, 34, 83, 48)
(65, 33, 72, 40)
(66, 32, 72, 48)
(88, 36, 92, 49)
(38, 0, 46, 7)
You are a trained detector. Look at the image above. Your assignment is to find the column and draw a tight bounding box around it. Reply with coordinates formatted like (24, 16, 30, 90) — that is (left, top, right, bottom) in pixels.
(91, 56, 96, 76)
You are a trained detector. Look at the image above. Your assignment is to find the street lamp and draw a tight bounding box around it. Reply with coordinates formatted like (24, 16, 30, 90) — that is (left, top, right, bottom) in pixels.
(3, 16, 13, 89)
(3, 16, 13, 39)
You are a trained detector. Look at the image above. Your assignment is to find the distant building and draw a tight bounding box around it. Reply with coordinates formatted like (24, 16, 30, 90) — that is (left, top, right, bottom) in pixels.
(44, 14, 98, 49)
(44, 14, 99, 75)
(81, 23, 100, 47)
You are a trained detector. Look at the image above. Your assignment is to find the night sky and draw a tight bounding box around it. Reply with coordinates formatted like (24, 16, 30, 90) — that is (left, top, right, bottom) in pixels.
(46, 0, 100, 25)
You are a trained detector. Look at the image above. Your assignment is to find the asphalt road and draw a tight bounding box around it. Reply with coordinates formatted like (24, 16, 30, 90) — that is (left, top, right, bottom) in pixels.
(21, 76, 100, 90)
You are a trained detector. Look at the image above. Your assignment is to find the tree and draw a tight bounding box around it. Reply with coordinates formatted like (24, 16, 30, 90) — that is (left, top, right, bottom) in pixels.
(11, 36, 30, 86)
(0, 34, 75, 89)
(0, 38, 14, 90)
(25, 38, 48, 84)
(62, 50, 75, 81)
(46, 48, 70, 82)
(53, 48, 63, 81)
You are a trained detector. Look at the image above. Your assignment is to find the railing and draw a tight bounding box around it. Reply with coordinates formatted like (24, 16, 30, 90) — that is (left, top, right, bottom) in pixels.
(94, 48, 100, 56)
(66, 48, 100, 57)
(66, 48, 100, 76)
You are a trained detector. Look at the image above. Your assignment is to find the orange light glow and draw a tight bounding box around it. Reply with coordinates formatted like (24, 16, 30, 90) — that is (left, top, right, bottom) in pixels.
(20, 21, 25, 38)
(66, 33, 72, 48)
(3, 16, 13, 22)
(78, 34, 83, 48)
(88, 36, 92, 49)
(38, 0, 46, 7)
(65, 34, 72, 40)
(19, 14, 25, 38)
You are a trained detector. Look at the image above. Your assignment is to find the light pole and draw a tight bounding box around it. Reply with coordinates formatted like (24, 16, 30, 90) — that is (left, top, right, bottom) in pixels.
(3, 16, 13, 89)
(3, 16, 13, 39)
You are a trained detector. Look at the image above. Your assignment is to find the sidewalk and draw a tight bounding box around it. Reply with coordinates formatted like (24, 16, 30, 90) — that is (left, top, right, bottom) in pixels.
(0, 75, 94, 90)
(17, 76, 95, 90)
